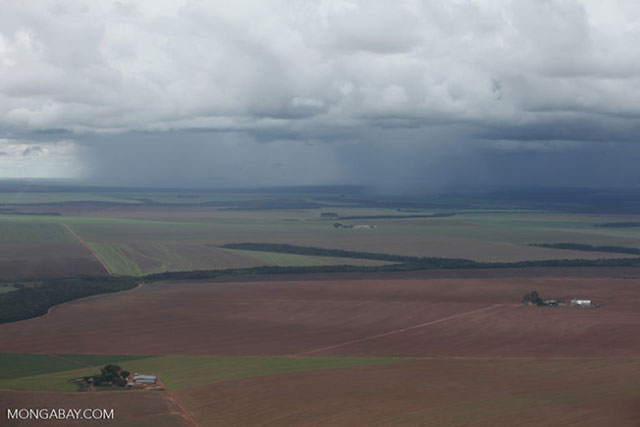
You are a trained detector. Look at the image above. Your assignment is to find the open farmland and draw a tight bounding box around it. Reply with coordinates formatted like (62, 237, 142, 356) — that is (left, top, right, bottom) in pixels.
(0, 354, 406, 392)
(0, 269, 640, 427)
(4, 190, 640, 280)
(2, 273, 640, 357)
(59, 208, 640, 264)
(2, 271, 640, 425)
(0, 220, 107, 279)
(3, 189, 640, 426)
(177, 358, 640, 427)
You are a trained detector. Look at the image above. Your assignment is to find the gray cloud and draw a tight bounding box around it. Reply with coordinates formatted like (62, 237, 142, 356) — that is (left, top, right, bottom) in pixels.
(1, 1, 639, 188)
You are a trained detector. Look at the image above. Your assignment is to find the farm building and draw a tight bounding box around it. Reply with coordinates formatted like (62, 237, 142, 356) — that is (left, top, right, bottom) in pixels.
(133, 375, 157, 384)
(571, 299, 592, 307)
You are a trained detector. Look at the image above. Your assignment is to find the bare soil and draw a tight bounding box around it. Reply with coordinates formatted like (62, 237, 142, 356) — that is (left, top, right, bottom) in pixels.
(177, 358, 640, 427)
(0, 242, 107, 280)
(1, 275, 639, 358)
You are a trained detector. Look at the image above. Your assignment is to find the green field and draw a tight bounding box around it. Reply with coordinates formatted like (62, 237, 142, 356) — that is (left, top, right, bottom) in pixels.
(0, 222, 73, 243)
(0, 353, 410, 392)
(0, 354, 152, 382)
(2, 189, 640, 280)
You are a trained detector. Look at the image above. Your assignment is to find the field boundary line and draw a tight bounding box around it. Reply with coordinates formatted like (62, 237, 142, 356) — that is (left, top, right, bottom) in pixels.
(291, 304, 504, 357)
(46, 353, 93, 368)
(63, 224, 113, 276)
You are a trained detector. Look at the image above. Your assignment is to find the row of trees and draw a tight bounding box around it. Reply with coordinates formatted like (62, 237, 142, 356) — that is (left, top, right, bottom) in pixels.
(0, 276, 137, 324)
(4, 242, 640, 324)
(531, 242, 640, 255)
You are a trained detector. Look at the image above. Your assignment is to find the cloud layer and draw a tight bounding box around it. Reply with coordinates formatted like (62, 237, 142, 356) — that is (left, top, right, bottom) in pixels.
(1, 1, 639, 187)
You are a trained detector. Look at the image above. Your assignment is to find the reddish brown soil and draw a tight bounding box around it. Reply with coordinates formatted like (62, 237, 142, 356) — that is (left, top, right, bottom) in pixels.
(177, 358, 640, 427)
(0, 242, 107, 280)
(0, 390, 190, 427)
(62, 224, 112, 275)
(1, 276, 639, 357)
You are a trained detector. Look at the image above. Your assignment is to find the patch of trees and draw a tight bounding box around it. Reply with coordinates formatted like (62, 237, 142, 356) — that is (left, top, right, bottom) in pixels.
(0, 276, 137, 324)
(82, 365, 130, 388)
(333, 222, 353, 229)
(522, 290, 543, 306)
(593, 222, 640, 228)
(531, 242, 640, 255)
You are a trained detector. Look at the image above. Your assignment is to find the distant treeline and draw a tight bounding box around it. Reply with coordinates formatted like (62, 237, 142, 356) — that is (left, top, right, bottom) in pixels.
(219, 242, 430, 263)
(0, 276, 137, 324)
(144, 255, 640, 284)
(593, 222, 640, 228)
(220, 242, 640, 270)
(0, 211, 61, 216)
(334, 212, 456, 220)
(531, 242, 640, 255)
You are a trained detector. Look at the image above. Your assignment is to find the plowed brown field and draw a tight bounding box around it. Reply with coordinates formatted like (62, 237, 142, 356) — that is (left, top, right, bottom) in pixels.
(1, 274, 639, 357)
(177, 358, 640, 427)
(0, 242, 107, 280)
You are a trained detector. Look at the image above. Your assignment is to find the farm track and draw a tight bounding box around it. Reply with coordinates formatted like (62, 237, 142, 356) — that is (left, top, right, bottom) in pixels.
(63, 224, 113, 276)
(46, 353, 93, 368)
(291, 304, 506, 356)
(159, 378, 200, 427)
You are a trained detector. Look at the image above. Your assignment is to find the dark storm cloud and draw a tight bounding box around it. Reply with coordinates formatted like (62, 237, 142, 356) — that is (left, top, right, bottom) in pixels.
(1, 1, 639, 187)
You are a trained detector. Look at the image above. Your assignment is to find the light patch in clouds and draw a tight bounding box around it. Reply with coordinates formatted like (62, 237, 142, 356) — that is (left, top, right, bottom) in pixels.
(0, 139, 84, 179)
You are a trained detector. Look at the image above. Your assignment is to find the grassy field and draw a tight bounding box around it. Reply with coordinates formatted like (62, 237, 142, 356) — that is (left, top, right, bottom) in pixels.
(2, 190, 640, 280)
(0, 354, 409, 392)
(0, 354, 152, 382)
(0, 222, 73, 243)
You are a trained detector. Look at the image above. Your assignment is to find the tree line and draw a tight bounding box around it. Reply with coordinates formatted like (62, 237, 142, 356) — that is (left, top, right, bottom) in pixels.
(0, 276, 137, 324)
(531, 242, 640, 255)
(4, 243, 640, 324)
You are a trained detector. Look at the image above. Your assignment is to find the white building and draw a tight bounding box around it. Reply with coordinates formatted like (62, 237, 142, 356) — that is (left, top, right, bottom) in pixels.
(133, 375, 157, 384)
(571, 299, 592, 307)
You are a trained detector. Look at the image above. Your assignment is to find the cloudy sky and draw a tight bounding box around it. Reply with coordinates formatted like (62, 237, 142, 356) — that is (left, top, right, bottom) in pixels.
(1, 0, 639, 190)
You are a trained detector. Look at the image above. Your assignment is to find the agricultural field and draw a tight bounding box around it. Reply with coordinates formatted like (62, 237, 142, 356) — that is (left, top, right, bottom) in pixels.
(2, 271, 640, 425)
(2, 274, 640, 357)
(2, 188, 640, 425)
(178, 357, 640, 427)
(0, 220, 107, 279)
(3, 206, 640, 279)
(0, 354, 406, 392)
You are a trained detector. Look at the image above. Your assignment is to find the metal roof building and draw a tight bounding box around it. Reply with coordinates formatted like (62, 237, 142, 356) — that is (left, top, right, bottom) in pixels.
(133, 375, 157, 384)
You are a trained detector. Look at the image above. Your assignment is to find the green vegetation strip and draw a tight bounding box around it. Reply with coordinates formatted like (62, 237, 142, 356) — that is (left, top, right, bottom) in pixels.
(4, 241, 640, 325)
(0, 354, 413, 392)
(0, 354, 152, 381)
(593, 222, 640, 228)
(0, 222, 73, 243)
(0, 277, 138, 324)
(531, 242, 640, 255)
